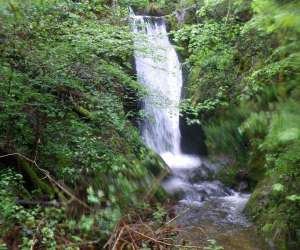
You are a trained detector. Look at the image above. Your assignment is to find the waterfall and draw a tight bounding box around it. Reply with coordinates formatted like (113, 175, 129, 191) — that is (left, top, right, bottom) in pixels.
(131, 13, 200, 169)
(130, 13, 254, 242)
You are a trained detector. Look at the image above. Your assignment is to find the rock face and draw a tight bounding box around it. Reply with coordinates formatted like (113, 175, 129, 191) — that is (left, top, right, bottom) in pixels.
(132, 4, 170, 17)
(179, 112, 208, 156)
(123, 86, 142, 127)
(161, 159, 233, 203)
(142, 149, 170, 178)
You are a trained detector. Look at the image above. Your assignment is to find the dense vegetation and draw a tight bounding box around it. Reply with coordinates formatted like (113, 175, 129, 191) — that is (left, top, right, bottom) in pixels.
(0, 1, 169, 249)
(0, 0, 299, 249)
(173, 0, 300, 249)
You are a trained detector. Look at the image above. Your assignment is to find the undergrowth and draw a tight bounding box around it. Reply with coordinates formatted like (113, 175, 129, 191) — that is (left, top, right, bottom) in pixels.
(174, 0, 300, 248)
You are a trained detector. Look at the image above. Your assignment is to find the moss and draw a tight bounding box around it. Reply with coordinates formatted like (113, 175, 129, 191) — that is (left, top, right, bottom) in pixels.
(165, 14, 181, 31)
(73, 105, 94, 120)
(145, 3, 165, 16)
(142, 149, 170, 177)
(246, 151, 266, 187)
(217, 146, 267, 191)
(17, 159, 54, 197)
(141, 149, 170, 202)
(216, 164, 240, 188)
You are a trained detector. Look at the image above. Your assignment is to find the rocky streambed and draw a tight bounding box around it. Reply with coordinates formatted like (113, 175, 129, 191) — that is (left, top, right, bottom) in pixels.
(163, 160, 271, 250)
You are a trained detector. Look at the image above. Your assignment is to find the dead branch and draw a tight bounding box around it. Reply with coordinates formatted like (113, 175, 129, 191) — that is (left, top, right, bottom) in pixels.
(112, 227, 125, 250)
(165, 207, 190, 225)
(125, 225, 202, 249)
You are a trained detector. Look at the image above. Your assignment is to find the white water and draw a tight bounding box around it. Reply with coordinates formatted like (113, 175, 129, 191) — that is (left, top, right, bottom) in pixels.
(131, 14, 200, 169)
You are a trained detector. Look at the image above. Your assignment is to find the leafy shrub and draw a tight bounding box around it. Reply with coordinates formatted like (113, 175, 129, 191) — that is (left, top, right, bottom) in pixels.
(0, 0, 168, 247)
(173, 0, 300, 248)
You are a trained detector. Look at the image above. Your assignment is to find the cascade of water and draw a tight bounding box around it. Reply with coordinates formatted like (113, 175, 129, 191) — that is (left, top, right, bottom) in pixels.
(131, 12, 200, 169)
(130, 13, 263, 248)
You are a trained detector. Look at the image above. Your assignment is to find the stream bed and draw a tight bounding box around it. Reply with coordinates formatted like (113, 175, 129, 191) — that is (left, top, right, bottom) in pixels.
(176, 195, 270, 250)
(163, 161, 271, 250)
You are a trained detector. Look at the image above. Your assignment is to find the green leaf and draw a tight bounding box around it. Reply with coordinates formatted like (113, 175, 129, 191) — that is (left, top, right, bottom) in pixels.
(286, 194, 300, 202)
(272, 183, 284, 192)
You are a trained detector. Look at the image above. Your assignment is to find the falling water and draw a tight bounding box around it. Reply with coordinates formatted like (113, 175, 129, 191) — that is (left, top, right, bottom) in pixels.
(131, 12, 200, 169)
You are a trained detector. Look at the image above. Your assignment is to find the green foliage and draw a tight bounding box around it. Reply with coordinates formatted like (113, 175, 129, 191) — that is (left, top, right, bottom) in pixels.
(119, 0, 186, 15)
(174, 0, 300, 248)
(152, 204, 167, 223)
(204, 108, 248, 158)
(174, 11, 244, 121)
(204, 239, 224, 250)
(272, 183, 284, 193)
(286, 194, 300, 202)
(0, 170, 68, 249)
(240, 111, 269, 140)
(0, 0, 168, 247)
(248, 103, 300, 247)
(0, 170, 24, 235)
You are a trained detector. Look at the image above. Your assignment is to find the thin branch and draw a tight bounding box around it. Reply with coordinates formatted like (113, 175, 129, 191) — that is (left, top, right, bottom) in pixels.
(112, 227, 125, 250)
(124, 223, 138, 250)
(57, 240, 100, 248)
(165, 207, 190, 225)
(126, 226, 202, 249)
(0, 153, 90, 210)
(225, 0, 232, 25)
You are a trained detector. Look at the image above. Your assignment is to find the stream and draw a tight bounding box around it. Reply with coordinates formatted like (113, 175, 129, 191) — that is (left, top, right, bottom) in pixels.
(131, 13, 270, 250)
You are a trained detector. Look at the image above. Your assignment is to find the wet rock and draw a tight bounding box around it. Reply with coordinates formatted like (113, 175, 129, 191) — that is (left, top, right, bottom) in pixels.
(161, 176, 187, 200)
(187, 163, 213, 183)
(194, 181, 230, 198)
(179, 111, 208, 156)
(238, 181, 249, 192)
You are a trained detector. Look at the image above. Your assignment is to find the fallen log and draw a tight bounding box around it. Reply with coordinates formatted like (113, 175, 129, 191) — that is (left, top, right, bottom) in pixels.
(16, 199, 61, 208)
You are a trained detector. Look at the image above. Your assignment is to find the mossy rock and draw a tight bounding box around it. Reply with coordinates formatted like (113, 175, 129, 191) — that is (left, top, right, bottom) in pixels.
(141, 149, 170, 178)
(165, 14, 181, 31)
(141, 149, 170, 202)
(145, 3, 165, 16)
(245, 176, 274, 217)
(133, 3, 173, 17)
